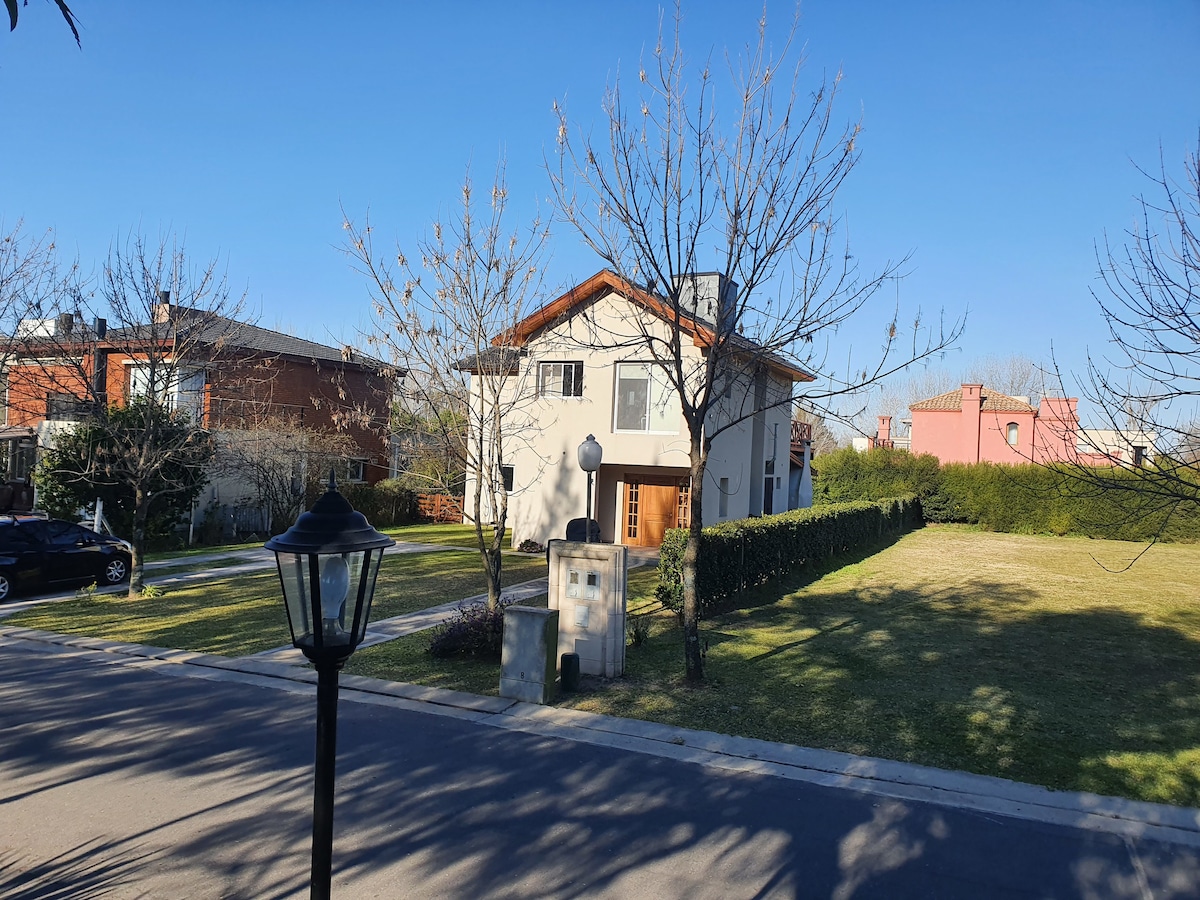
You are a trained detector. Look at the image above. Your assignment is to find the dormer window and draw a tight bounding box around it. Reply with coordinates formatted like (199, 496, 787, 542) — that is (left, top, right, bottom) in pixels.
(538, 361, 584, 398)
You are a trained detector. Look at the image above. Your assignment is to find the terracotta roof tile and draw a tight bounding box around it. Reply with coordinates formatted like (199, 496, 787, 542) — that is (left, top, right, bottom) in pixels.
(909, 388, 1035, 413)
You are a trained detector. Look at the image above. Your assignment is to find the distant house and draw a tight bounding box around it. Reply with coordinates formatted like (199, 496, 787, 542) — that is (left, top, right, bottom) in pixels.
(460, 269, 813, 549)
(905, 383, 1152, 466)
(2, 296, 396, 519)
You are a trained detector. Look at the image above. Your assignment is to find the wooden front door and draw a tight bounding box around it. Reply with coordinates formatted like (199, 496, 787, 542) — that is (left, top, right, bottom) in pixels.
(623, 477, 690, 547)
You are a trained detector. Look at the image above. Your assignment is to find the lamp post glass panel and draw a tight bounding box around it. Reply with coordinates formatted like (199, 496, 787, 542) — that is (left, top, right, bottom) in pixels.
(265, 474, 395, 899)
(577, 434, 603, 543)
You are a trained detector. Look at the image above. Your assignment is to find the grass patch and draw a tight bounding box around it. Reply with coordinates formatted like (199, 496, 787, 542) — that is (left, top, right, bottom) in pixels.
(349, 528, 1200, 807)
(5, 550, 545, 657)
(383, 523, 514, 550)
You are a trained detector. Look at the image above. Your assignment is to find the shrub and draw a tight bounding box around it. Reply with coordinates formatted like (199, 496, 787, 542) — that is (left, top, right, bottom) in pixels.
(656, 496, 922, 619)
(428, 599, 515, 659)
(814, 447, 942, 505)
(337, 479, 419, 528)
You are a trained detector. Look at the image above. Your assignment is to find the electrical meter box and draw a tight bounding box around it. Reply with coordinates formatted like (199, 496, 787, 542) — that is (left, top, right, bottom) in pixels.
(548, 541, 627, 678)
(499, 606, 560, 704)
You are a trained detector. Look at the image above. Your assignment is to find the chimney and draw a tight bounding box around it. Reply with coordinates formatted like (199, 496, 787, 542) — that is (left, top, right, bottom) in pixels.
(154, 289, 172, 325)
(672, 272, 738, 328)
(877, 415, 892, 447)
(961, 384, 983, 463)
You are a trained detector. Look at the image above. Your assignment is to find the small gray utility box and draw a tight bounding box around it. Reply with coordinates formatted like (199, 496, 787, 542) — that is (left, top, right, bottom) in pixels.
(499, 606, 559, 704)
(548, 541, 627, 678)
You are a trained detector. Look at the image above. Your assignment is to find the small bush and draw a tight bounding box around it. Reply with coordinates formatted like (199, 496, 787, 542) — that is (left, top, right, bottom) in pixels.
(627, 614, 652, 647)
(428, 599, 515, 660)
(517, 538, 545, 554)
(140, 583, 165, 599)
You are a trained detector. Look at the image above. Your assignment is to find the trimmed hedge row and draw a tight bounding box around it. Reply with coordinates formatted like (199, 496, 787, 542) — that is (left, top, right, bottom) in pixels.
(814, 447, 1200, 541)
(656, 496, 922, 618)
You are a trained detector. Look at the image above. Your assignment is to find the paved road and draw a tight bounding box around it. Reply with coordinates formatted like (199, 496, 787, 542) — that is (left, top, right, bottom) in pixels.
(2, 636, 1198, 898)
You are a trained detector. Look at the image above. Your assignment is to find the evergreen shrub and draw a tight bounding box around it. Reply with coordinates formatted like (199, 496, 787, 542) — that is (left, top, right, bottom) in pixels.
(656, 496, 922, 618)
(814, 447, 1200, 541)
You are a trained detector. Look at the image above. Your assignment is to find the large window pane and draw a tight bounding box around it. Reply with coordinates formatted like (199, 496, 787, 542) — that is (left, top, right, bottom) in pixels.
(615, 362, 679, 433)
(615, 363, 649, 430)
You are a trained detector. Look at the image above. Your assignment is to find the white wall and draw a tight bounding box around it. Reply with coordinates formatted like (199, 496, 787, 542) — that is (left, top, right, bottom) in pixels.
(472, 288, 797, 547)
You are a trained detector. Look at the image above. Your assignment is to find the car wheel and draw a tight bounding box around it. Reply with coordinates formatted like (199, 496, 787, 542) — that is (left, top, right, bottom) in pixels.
(0, 572, 10, 602)
(103, 558, 129, 585)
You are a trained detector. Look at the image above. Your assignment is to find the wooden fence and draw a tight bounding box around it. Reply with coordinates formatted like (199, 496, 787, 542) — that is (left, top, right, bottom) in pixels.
(416, 493, 464, 524)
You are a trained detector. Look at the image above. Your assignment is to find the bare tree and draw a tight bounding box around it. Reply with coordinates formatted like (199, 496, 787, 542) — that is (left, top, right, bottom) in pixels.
(213, 416, 359, 536)
(550, 7, 961, 680)
(1051, 139, 1200, 517)
(9, 234, 250, 593)
(964, 354, 1046, 401)
(344, 166, 550, 607)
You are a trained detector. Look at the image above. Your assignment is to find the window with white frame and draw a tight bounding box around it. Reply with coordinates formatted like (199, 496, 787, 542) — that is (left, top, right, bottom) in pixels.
(127, 364, 206, 422)
(1006, 422, 1019, 446)
(538, 361, 584, 398)
(346, 458, 367, 483)
(613, 362, 680, 433)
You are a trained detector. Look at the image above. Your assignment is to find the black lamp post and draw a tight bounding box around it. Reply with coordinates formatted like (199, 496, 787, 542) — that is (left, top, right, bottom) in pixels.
(265, 473, 395, 900)
(577, 434, 603, 542)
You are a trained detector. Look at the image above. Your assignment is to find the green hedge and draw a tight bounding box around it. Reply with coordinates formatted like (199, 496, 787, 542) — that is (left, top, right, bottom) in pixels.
(815, 447, 1200, 542)
(656, 496, 922, 618)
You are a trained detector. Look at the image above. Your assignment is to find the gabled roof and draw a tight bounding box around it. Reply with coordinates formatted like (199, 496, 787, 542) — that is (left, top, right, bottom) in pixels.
(501, 269, 813, 383)
(910, 387, 1035, 413)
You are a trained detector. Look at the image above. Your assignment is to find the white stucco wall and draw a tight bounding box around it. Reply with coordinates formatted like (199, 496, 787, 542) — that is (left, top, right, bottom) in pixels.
(467, 288, 797, 548)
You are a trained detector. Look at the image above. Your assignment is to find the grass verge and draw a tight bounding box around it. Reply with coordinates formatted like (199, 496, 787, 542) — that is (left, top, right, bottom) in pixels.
(3, 550, 545, 657)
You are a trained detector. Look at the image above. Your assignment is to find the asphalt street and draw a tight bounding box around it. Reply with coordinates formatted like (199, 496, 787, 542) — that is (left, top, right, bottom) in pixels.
(2, 636, 1198, 899)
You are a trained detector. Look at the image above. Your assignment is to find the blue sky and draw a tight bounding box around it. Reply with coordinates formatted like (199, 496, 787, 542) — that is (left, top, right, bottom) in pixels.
(3, 1, 1198, 418)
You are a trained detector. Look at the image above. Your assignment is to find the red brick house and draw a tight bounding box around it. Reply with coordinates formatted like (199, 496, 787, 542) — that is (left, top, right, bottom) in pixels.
(1, 299, 396, 515)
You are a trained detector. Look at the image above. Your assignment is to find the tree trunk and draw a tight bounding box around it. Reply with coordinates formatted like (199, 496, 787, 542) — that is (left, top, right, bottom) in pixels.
(129, 486, 150, 597)
(683, 440, 707, 683)
(484, 543, 503, 609)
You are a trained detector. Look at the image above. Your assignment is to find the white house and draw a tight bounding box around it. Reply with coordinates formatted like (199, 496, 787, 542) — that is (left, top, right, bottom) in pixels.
(462, 269, 812, 549)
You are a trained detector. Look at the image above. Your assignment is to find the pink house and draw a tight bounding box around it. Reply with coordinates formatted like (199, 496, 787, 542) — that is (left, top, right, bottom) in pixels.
(907, 384, 1111, 466)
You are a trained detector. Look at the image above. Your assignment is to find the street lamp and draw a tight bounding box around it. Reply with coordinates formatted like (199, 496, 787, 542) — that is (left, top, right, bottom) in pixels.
(265, 473, 395, 900)
(577, 433, 603, 543)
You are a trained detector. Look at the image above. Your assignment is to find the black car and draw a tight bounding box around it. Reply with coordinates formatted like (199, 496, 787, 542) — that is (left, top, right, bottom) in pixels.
(0, 516, 132, 601)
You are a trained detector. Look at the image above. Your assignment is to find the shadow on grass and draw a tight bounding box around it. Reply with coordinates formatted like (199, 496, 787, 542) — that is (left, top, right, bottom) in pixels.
(616, 569, 1200, 806)
(3, 637, 1196, 897)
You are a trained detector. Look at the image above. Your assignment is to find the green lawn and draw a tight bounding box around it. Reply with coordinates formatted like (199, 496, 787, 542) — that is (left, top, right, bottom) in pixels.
(352, 528, 1200, 807)
(3, 550, 545, 657)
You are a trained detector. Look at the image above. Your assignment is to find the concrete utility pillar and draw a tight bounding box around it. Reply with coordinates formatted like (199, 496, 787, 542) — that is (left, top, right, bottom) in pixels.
(499, 606, 560, 704)
(548, 541, 628, 678)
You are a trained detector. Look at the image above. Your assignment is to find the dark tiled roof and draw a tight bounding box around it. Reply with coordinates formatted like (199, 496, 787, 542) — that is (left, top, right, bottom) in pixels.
(454, 347, 524, 374)
(909, 388, 1035, 413)
(109, 310, 388, 369)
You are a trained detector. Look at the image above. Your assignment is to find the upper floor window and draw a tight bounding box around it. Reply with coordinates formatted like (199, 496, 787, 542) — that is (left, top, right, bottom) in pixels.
(47, 392, 90, 421)
(1006, 422, 1019, 446)
(539, 361, 584, 398)
(614, 362, 680, 433)
(127, 365, 206, 422)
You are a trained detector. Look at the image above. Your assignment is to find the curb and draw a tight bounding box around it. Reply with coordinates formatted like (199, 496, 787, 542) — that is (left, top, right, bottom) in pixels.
(3, 623, 1199, 848)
